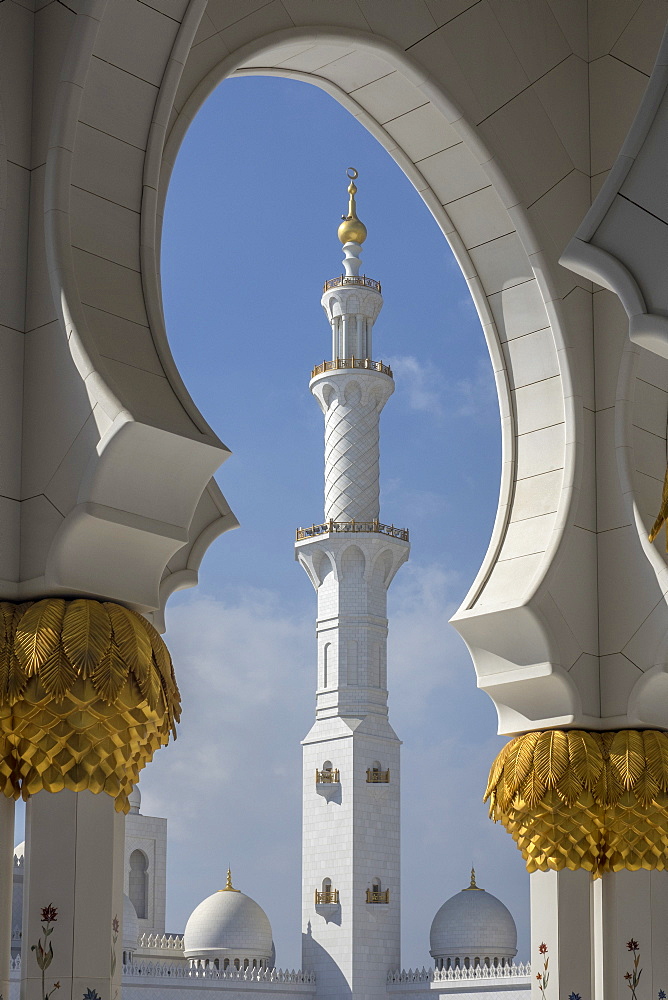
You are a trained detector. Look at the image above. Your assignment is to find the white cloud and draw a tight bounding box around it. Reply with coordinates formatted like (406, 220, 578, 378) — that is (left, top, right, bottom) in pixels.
(387, 354, 497, 423)
(388, 355, 445, 416)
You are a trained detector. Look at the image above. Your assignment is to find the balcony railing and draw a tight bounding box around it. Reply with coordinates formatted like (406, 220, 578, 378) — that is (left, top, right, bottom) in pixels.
(296, 521, 409, 542)
(316, 768, 340, 783)
(366, 768, 390, 783)
(366, 889, 390, 904)
(315, 889, 339, 905)
(311, 357, 392, 378)
(323, 275, 381, 293)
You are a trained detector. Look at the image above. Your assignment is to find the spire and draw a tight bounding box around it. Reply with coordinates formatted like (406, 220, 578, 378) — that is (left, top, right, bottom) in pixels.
(337, 167, 367, 247)
(337, 168, 368, 279)
(221, 868, 240, 892)
(464, 867, 483, 890)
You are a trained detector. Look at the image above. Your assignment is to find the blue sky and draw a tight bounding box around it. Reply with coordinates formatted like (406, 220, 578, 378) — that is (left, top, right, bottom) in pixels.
(34, 74, 530, 969)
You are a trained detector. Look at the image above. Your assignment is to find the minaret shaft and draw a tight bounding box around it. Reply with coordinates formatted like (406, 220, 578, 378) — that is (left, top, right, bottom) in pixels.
(298, 171, 408, 999)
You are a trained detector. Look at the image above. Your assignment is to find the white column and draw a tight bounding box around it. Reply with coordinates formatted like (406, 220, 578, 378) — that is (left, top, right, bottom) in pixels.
(21, 791, 125, 1000)
(596, 869, 668, 1000)
(0, 797, 15, 1000)
(530, 869, 593, 999)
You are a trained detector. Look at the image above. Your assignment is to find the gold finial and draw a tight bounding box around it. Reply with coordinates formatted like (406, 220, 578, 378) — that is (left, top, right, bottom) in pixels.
(464, 867, 482, 890)
(337, 167, 368, 246)
(221, 868, 240, 892)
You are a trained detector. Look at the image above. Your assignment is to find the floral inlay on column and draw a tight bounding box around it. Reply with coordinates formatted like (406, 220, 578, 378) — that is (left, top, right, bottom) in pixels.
(624, 940, 642, 999)
(82, 990, 101, 999)
(31, 904, 61, 1000)
(536, 942, 549, 998)
(111, 915, 119, 977)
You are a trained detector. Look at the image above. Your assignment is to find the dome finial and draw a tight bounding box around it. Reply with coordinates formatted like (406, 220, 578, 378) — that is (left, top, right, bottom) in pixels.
(337, 167, 368, 246)
(464, 866, 483, 890)
(223, 868, 240, 892)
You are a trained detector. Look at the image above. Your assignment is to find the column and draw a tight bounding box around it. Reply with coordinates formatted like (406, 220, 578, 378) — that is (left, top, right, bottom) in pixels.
(0, 797, 14, 1000)
(530, 869, 593, 1000)
(596, 869, 668, 1000)
(21, 792, 125, 1000)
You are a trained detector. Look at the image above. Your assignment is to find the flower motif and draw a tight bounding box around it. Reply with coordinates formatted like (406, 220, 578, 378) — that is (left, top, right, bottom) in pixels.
(627, 939, 639, 952)
(569, 993, 582, 1000)
(658, 991, 666, 999)
(41, 904, 58, 924)
(536, 973, 542, 981)
(539, 943, 548, 954)
(112, 916, 119, 935)
(82, 990, 100, 1000)
(625, 973, 633, 980)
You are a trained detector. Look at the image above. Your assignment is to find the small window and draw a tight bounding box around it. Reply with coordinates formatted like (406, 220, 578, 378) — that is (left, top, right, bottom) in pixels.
(129, 849, 148, 919)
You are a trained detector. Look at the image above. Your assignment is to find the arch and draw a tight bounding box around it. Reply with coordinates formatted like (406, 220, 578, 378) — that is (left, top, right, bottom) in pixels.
(56, 9, 617, 730)
(128, 849, 148, 920)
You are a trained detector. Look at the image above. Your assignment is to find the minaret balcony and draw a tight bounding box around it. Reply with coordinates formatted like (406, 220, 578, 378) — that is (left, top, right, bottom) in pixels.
(296, 520, 408, 542)
(323, 275, 381, 293)
(315, 768, 340, 783)
(366, 767, 390, 783)
(366, 889, 390, 904)
(311, 356, 392, 378)
(315, 889, 339, 904)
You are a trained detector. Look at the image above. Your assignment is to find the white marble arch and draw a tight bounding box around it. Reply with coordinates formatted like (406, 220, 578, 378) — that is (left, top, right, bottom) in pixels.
(21, 1, 668, 726)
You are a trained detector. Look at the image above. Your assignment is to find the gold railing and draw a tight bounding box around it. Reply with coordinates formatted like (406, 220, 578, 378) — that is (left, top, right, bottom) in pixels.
(316, 769, 340, 783)
(311, 357, 392, 378)
(366, 768, 390, 783)
(315, 889, 339, 905)
(366, 889, 390, 904)
(323, 275, 381, 293)
(296, 521, 409, 542)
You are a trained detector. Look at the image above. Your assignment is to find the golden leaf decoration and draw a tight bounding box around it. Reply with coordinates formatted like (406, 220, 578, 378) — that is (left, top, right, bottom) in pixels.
(648, 464, 668, 550)
(505, 731, 539, 795)
(555, 766, 584, 807)
(569, 730, 604, 789)
(105, 604, 151, 683)
(520, 767, 546, 808)
(61, 600, 111, 679)
(535, 730, 568, 788)
(485, 738, 514, 800)
(92, 641, 129, 705)
(39, 649, 78, 702)
(0, 603, 15, 705)
(7, 653, 28, 704)
(595, 758, 625, 807)
(634, 769, 659, 808)
(14, 599, 65, 675)
(0, 598, 179, 811)
(643, 730, 668, 789)
(609, 730, 645, 790)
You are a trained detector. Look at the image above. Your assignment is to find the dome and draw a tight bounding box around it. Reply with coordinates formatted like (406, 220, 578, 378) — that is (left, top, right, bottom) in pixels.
(430, 870, 517, 970)
(122, 894, 139, 950)
(128, 785, 141, 814)
(13, 842, 24, 861)
(183, 871, 272, 968)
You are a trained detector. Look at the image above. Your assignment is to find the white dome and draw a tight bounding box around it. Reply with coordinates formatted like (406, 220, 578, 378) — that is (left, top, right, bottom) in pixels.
(183, 874, 272, 966)
(13, 842, 24, 860)
(430, 873, 517, 967)
(128, 785, 141, 815)
(122, 894, 139, 950)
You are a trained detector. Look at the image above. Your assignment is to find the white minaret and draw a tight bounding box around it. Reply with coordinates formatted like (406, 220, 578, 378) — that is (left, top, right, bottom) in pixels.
(297, 169, 409, 1000)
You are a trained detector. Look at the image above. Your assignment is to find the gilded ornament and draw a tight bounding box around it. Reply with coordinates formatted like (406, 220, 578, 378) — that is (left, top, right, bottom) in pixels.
(337, 167, 368, 246)
(0, 599, 180, 812)
(485, 729, 668, 876)
(649, 464, 668, 550)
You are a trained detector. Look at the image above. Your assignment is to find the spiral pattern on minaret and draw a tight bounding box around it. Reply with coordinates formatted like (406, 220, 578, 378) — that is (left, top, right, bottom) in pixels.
(323, 382, 387, 522)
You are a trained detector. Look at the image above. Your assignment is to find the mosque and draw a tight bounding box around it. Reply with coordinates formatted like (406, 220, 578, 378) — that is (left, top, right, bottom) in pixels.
(9, 175, 529, 1000)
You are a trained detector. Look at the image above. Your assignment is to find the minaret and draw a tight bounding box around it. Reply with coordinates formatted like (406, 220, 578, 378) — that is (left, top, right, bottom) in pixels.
(297, 169, 409, 1000)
